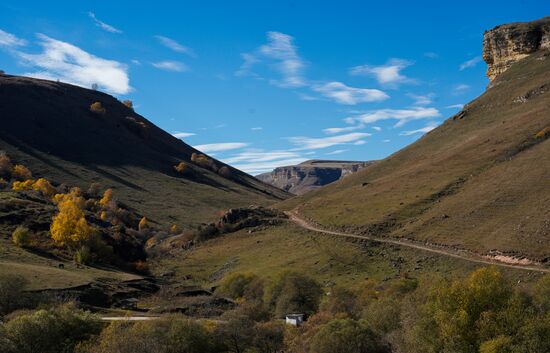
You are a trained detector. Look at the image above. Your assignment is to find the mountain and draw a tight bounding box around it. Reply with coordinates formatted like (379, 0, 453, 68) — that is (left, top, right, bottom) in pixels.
(256, 160, 376, 195)
(279, 17, 550, 262)
(0, 75, 289, 228)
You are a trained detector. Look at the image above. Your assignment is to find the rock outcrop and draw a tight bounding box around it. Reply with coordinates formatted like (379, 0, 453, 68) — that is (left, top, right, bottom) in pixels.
(256, 160, 376, 195)
(483, 17, 550, 81)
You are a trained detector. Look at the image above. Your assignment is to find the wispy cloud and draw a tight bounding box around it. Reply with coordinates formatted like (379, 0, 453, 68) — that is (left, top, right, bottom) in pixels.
(0, 28, 26, 47)
(13, 34, 130, 94)
(453, 84, 470, 94)
(408, 93, 434, 106)
(172, 132, 196, 139)
(345, 107, 440, 127)
(88, 12, 122, 34)
(155, 35, 196, 57)
(223, 149, 307, 174)
(424, 52, 439, 59)
(399, 123, 439, 136)
(371, 126, 382, 131)
(251, 127, 263, 131)
(350, 58, 414, 86)
(459, 56, 482, 71)
(446, 104, 464, 109)
(326, 149, 348, 155)
(237, 31, 306, 87)
(323, 124, 364, 134)
(312, 81, 388, 105)
(288, 132, 371, 150)
(193, 142, 249, 153)
(152, 60, 189, 72)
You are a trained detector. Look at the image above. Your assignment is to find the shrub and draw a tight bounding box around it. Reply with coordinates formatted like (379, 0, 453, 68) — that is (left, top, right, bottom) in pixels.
(122, 100, 133, 109)
(11, 226, 31, 247)
(133, 260, 149, 273)
(99, 188, 114, 208)
(0, 178, 7, 189)
(89, 102, 106, 115)
(12, 164, 32, 181)
(50, 190, 98, 249)
(0, 274, 28, 317)
(535, 127, 549, 139)
(86, 182, 102, 198)
(74, 246, 92, 265)
(174, 161, 190, 175)
(310, 319, 387, 353)
(32, 178, 57, 198)
(218, 272, 263, 301)
(191, 153, 218, 172)
(267, 271, 323, 318)
(218, 166, 234, 178)
(12, 179, 34, 191)
(170, 224, 179, 234)
(0, 151, 13, 177)
(0, 304, 101, 353)
(138, 217, 149, 231)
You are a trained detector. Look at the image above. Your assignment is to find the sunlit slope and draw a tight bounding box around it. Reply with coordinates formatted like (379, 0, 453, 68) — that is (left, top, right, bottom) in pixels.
(279, 50, 550, 260)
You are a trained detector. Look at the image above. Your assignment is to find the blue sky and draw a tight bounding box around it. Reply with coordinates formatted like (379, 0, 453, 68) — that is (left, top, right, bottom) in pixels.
(0, 1, 548, 174)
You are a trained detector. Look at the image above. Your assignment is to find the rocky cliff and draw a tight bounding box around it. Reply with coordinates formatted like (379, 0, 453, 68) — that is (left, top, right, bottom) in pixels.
(483, 16, 550, 81)
(256, 160, 376, 195)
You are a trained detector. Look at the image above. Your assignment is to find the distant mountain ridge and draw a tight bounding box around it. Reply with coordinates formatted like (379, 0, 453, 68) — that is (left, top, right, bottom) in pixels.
(256, 160, 376, 195)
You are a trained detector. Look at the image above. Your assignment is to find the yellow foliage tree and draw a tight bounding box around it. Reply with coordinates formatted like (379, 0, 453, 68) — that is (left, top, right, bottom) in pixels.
(170, 223, 179, 234)
(174, 161, 189, 174)
(50, 194, 97, 248)
(138, 217, 148, 231)
(12, 164, 32, 181)
(12, 179, 35, 191)
(90, 102, 106, 115)
(32, 178, 57, 198)
(99, 188, 114, 208)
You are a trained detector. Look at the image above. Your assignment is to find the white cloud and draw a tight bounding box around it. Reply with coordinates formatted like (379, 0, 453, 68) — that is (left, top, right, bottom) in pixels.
(172, 132, 196, 138)
(446, 104, 464, 109)
(382, 139, 391, 143)
(152, 60, 189, 72)
(16, 34, 130, 94)
(155, 35, 196, 57)
(223, 149, 307, 174)
(237, 31, 305, 87)
(354, 140, 366, 145)
(326, 149, 348, 155)
(312, 81, 388, 105)
(371, 126, 382, 131)
(459, 56, 482, 71)
(345, 107, 440, 127)
(350, 58, 414, 86)
(399, 123, 439, 136)
(408, 93, 434, 106)
(453, 84, 470, 93)
(0, 29, 26, 47)
(131, 59, 141, 65)
(193, 142, 248, 153)
(424, 52, 439, 59)
(288, 132, 371, 150)
(88, 12, 122, 34)
(251, 127, 263, 131)
(323, 124, 364, 134)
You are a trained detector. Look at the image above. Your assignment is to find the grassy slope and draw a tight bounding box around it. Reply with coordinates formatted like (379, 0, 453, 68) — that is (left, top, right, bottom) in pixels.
(279, 51, 550, 260)
(0, 75, 288, 229)
(149, 223, 545, 294)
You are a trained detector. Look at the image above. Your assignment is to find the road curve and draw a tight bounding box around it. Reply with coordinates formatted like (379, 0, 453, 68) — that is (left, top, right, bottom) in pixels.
(285, 211, 550, 274)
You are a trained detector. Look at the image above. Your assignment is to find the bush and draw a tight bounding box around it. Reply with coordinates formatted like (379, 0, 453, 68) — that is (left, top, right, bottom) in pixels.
(32, 178, 57, 198)
(266, 271, 323, 318)
(0, 304, 101, 353)
(12, 179, 34, 191)
(12, 164, 32, 181)
(0, 274, 29, 317)
(99, 188, 113, 208)
(0, 178, 7, 189)
(90, 102, 106, 115)
(138, 217, 149, 231)
(218, 272, 263, 301)
(534, 127, 549, 139)
(191, 153, 218, 172)
(310, 319, 388, 353)
(12, 226, 31, 247)
(218, 166, 234, 179)
(174, 161, 190, 175)
(74, 246, 92, 265)
(0, 151, 13, 177)
(122, 100, 133, 109)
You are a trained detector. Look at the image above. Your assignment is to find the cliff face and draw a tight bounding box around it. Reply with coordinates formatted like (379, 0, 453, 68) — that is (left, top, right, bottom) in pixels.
(257, 160, 375, 195)
(483, 17, 550, 81)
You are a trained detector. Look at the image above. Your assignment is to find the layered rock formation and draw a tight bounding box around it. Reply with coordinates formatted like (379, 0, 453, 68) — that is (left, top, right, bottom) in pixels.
(483, 17, 550, 81)
(256, 160, 376, 195)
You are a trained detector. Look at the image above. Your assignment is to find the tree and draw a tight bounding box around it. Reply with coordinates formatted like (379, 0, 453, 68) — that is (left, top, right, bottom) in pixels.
(99, 188, 114, 208)
(12, 164, 32, 181)
(138, 217, 149, 231)
(50, 191, 97, 249)
(122, 100, 133, 109)
(90, 102, 106, 115)
(252, 321, 285, 353)
(0, 151, 13, 177)
(11, 226, 30, 247)
(174, 161, 190, 175)
(267, 271, 323, 318)
(310, 319, 388, 353)
(218, 272, 263, 301)
(214, 312, 255, 353)
(32, 178, 57, 198)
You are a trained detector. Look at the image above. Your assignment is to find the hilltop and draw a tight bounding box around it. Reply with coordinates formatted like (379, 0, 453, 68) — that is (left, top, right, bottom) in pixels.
(256, 159, 375, 195)
(279, 17, 550, 262)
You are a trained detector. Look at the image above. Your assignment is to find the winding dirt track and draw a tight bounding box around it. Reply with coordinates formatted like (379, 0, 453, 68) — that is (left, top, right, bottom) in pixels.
(286, 211, 550, 274)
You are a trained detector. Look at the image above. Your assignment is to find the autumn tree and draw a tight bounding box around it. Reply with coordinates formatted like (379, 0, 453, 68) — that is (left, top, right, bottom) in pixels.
(0, 151, 13, 177)
(50, 189, 97, 249)
(90, 102, 106, 115)
(138, 217, 148, 231)
(122, 100, 133, 109)
(99, 188, 114, 208)
(12, 165, 32, 181)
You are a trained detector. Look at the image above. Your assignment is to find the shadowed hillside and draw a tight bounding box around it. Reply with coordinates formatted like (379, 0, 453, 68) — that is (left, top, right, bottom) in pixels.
(279, 18, 550, 262)
(0, 75, 288, 227)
